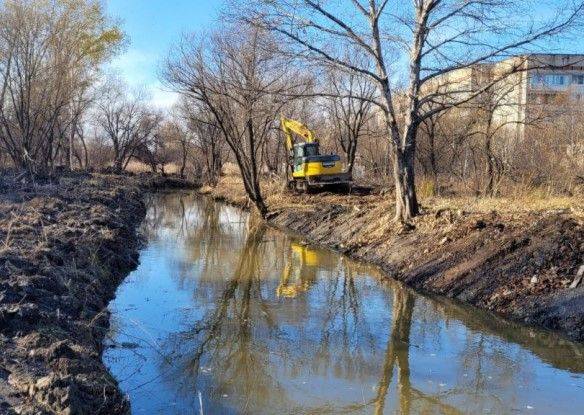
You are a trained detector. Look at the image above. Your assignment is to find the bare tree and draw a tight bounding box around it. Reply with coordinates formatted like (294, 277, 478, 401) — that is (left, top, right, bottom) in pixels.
(323, 64, 376, 174)
(162, 119, 191, 177)
(417, 110, 443, 191)
(169, 119, 191, 179)
(498, 90, 584, 195)
(72, 120, 90, 169)
(178, 100, 228, 184)
(0, 0, 122, 175)
(177, 97, 229, 186)
(239, 0, 584, 221)
(164, 27, 305, 217)
(94, 81, 162, 172)
(134, 121, 180, 175)
(425, 73, 551, 196)
(416, 100, 480, 194)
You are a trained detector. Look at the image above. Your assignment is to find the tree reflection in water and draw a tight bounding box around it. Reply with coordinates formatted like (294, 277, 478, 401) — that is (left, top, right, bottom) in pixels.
(154, 201, 465, 414)
(108, 195, 584, 415)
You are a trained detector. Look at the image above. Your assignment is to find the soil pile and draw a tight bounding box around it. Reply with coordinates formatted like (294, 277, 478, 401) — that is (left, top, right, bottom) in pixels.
(0, 173, 148, 414)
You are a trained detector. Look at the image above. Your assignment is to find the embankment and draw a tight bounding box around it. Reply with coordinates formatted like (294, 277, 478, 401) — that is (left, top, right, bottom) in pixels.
(203, 178, 584, 343)
(0, 172, 194, 415)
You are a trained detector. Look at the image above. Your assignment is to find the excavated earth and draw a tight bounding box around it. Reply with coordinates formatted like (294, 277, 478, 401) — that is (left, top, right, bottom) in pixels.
(0, 172, 194, 415)
(206, 183, 584, 343)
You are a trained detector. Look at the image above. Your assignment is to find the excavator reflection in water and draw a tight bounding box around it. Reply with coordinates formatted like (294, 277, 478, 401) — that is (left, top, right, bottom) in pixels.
(276, 242, 328, 298)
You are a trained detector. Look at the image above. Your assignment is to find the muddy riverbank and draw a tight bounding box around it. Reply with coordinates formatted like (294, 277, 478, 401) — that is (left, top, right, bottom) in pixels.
(0, 172, 194, 414)
(203, 178, 584, 343)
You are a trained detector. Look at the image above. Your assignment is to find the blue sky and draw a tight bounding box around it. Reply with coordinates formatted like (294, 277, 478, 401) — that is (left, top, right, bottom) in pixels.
(106, 0, 223, 109)
(106, 0, 582, 109)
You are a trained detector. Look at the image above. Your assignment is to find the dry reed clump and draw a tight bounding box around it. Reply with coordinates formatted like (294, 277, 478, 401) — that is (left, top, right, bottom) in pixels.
(428, 194, 583, 216)
(125, 160, 181, 175)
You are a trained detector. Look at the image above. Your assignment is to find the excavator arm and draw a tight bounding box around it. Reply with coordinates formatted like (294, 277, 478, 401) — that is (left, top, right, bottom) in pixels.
(281, 117, 317, 151)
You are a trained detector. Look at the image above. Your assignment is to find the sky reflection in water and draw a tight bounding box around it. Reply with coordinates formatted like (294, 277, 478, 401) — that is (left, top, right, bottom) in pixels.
(104, 193, 584, 415)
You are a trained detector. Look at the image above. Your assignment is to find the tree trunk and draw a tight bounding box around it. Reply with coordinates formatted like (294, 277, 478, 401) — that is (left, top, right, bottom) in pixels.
(112, 143, 123, 172)
(79, 132, 89, 170)
(377, 78, 419, 223)
(246, 117, 268, 218)
(387, 6, 426, 223)
(180, 140, 187, 179)
(485, 139, 495, 197)
(114, 157, 124, 173)
(253, 194, 268, 218)
(346, 138, 357, 174)
(427, 120, 439, 193)
(393, 145, 419, 223)
(69, 117, 76, 171)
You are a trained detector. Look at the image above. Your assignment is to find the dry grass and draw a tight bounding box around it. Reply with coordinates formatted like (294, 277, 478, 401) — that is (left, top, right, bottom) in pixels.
(428, 195, 582, 215)
(125, 160, 180, 174)
(206, 173, 583, 218)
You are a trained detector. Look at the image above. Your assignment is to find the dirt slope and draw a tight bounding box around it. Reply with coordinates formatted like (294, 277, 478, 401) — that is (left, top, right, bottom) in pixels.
(0, 173, 157, 414)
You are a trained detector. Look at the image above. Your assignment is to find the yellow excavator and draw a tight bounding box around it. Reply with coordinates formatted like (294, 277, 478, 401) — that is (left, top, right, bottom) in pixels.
(281, 117, 352, 192)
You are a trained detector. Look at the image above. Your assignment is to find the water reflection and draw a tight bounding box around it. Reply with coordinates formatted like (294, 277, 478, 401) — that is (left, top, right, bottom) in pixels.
(105, 193, 584, 415)
(277, 243, 320, 298)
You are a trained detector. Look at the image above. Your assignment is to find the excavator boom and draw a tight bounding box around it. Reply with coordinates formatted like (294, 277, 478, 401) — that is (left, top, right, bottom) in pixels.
(281, 117, 317, 150)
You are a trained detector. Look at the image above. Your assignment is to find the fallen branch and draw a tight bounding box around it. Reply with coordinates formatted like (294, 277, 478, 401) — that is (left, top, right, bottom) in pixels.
(570, 264, 584, 289)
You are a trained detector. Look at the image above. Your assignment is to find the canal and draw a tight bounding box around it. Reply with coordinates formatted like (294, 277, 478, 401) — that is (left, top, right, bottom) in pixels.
(104, 193, 584, 414)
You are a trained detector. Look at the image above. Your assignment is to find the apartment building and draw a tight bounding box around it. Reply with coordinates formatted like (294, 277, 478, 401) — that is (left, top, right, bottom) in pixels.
(424, 63, 493, 105)
(428, 54, 584, 140)
(492, 54, 584, 140)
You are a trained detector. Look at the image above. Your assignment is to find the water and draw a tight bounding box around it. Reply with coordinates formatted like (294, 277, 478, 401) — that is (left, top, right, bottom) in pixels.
(104, 193, 584, 415)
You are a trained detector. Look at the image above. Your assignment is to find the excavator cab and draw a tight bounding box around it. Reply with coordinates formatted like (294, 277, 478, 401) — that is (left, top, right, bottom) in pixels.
(281, 117, 352, 192)
(292, 143, 340, 172)
(293, 142, 319, 158)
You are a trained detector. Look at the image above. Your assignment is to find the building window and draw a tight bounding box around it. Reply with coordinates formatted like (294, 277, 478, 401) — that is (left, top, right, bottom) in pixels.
(573, 74, 584, 85)
(531, 74, 545, 86)
(530, 74, 567, 86)
(549, 75, 565, 85)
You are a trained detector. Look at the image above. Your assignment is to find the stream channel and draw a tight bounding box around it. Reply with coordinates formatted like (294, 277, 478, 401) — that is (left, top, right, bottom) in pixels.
(104, 192, 584, 414)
